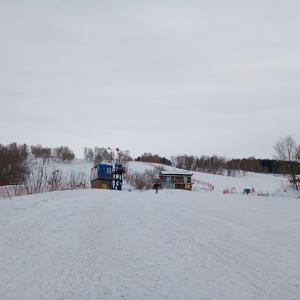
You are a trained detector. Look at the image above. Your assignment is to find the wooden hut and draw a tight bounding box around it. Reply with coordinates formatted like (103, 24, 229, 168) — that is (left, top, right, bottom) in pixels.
(159, 171, 193, 190)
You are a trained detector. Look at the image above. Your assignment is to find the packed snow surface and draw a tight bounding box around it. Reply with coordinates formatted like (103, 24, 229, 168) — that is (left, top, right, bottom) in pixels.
(1, 162, 300, 299)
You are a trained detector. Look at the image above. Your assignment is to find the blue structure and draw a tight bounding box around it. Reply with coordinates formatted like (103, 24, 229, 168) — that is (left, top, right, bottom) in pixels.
(98, 164, 113, 178)
(91, 163, 125, 190)
(243, 188, 251, 195)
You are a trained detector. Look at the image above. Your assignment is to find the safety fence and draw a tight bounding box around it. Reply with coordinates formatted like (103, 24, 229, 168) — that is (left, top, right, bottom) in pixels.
(223, 187, 236, 194)
(223, 187, 260, 195)
(0, 182, 91, 199)
(0, 185, 12, 199)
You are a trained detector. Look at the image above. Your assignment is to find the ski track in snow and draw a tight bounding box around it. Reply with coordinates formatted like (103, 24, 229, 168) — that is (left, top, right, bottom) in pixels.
(0, 187, 300, 300)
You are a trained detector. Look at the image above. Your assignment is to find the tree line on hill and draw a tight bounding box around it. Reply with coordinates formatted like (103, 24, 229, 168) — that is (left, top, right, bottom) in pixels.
(134, 136, 299, 190)
(83, 147, 132, 165)
(31, 144, 75, 164)
(1, 135, 299, 190)
(136, 153, 298, 176)
(0, 143, 75, 186)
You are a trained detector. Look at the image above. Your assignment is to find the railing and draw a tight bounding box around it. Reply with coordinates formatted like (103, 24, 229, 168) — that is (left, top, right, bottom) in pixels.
(0, 185, 12, 199)
(0, 182, 91, 199)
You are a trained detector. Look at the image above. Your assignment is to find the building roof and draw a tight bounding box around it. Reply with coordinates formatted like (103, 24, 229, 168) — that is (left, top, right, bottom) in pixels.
(160, 171, 193, 176)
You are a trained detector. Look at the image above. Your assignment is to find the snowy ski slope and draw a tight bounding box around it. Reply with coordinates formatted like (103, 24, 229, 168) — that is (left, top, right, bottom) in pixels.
(0, 161, 299, 299)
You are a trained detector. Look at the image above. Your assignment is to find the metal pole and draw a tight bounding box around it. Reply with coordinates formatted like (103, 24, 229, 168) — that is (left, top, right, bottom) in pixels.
(108, 147, 115, 164)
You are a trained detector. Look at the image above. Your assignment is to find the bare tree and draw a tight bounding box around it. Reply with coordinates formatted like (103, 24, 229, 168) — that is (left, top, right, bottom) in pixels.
(240, 159, 248, 176)
(274, 136, 298, 161)
(0, 143, 30, 185)
(84, 147, 94, 162)
(54, 146, 75, 163)
(94, 147, 108, 165)
(125, 166, 163, 190)
(274, 135, 300, 190)
(170, 155, 177, 167)
(225, 159, 235, 177)
(31, 144, 51, 165)
(116, 149, 132, 163)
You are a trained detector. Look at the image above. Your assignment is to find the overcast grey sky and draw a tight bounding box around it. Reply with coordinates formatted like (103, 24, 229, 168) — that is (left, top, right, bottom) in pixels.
(1, 0, 299, 159)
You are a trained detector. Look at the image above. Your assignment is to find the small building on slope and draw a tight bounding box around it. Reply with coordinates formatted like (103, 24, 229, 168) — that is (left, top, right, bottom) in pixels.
(159, 171, 193, 190)
(90, 164, 125, 190)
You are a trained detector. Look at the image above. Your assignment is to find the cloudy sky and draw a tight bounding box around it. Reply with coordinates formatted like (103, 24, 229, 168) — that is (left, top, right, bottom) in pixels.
(1, 0, 299, 160)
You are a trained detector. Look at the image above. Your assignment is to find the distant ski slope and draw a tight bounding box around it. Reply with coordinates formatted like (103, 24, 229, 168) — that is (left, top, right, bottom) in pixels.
(126, 161, 286, 194)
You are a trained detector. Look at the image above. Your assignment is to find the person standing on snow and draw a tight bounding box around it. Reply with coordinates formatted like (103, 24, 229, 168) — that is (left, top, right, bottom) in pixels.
(153, 180, 162, 194)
